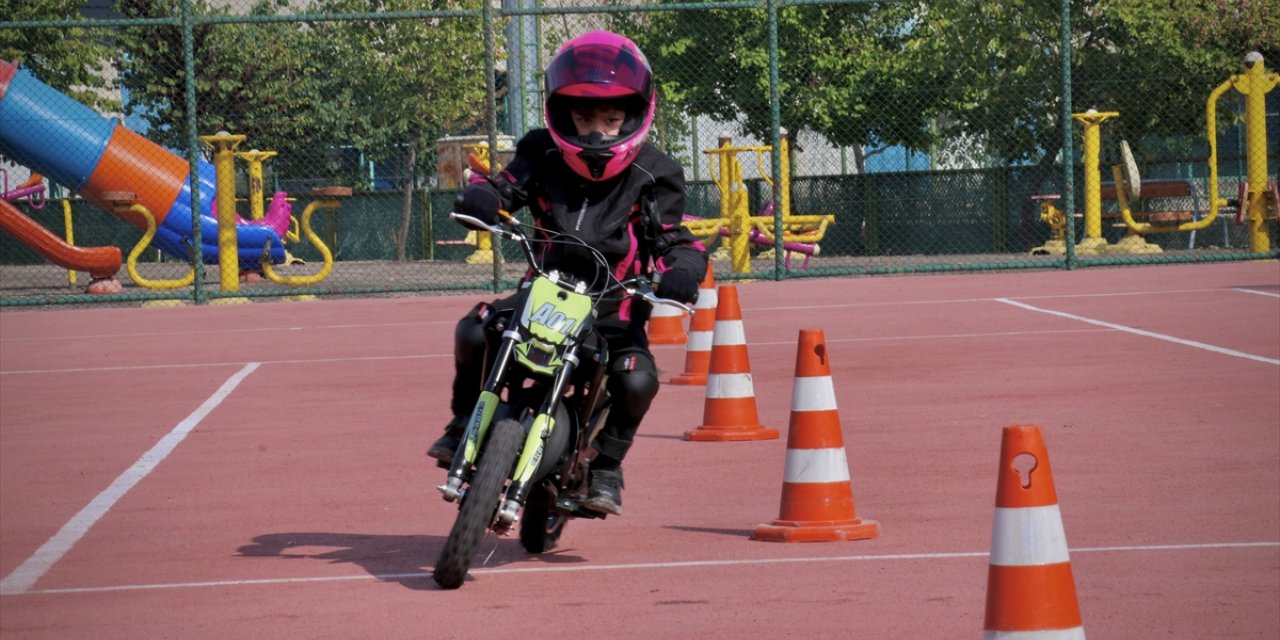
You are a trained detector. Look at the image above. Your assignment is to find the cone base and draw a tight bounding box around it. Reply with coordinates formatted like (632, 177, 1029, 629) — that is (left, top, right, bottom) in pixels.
(668, 372, 708, 385)
(684, 425, 779, 441)
(752, 519, 880, 542)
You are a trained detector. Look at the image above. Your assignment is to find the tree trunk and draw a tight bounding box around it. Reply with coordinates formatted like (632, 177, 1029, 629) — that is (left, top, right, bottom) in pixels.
(395, 141, 417, 262)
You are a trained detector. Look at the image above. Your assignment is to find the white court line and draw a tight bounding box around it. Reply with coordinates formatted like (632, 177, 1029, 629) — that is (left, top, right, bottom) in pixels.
(0, 363, 261, 595)
(748, 287, 1256, 312)
(996, 298, 1280, 366)
(5, 541, 1275, 596)
(1233, 287, 1280, 298)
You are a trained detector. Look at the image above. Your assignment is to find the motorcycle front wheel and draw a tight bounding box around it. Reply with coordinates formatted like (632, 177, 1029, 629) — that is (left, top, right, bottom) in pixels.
(433, 418, 524, 589)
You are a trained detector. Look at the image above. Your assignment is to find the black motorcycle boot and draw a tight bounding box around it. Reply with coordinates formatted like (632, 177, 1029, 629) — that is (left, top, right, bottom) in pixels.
(582, 466, 624, 516)
(430, 306, 490, 465)
(427, 417, 466, 465)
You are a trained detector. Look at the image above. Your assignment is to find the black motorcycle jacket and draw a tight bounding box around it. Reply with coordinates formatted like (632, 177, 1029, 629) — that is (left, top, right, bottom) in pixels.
(475, 129, 708, 312)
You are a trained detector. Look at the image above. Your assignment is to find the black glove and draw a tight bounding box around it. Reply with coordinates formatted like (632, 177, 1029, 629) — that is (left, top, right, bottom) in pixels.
(657, 269, 700, 305)
(453, 184, 502, 226)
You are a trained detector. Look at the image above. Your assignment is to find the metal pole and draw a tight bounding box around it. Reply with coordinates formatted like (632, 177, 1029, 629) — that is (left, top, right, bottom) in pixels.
(483, 0, 503, 291)
(182, 0, 205, 303)
(1059, 0, 1076, 269)
(767, 0, 783, 279)
(1239, 52, 1276, 253)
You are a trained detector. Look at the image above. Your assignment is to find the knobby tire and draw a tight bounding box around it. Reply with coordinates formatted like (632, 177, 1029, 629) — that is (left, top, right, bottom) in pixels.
(519, 486, 567, 553)
(433, 418, 523, 589)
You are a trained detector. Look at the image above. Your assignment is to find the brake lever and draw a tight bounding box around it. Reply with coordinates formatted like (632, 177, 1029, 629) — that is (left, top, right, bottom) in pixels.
(641, 290, 693, 315)
(621, 278, 693, 314)
(449, 211, 520, 239)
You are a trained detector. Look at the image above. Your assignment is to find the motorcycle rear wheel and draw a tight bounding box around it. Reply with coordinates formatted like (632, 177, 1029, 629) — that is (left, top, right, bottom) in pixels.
(519, 486, 567, 553)
(433, 418, 523, 589)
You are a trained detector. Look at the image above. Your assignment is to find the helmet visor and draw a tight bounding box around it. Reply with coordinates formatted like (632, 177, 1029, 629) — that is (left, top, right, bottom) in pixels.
(545, 42, 652, 99)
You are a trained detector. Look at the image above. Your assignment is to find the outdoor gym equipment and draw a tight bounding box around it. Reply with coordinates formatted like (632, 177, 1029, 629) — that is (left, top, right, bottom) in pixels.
(1073, 110, 1119, 254)
(1033, 113, 1209, 256)
(1207, 52, 1277, 253)
(1034, 53, 1276, 255)
(685, 135, 834, 273)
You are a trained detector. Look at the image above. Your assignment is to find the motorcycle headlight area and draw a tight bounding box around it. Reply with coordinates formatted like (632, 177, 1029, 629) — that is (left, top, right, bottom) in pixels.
(515, 338, 563, 372)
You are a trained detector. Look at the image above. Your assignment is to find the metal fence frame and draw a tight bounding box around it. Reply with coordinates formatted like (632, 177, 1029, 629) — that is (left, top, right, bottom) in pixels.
(1, 0, 1275, 307)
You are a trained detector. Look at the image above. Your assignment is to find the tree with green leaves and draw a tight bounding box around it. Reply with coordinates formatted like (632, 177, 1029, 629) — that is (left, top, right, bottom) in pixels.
(113, 0, 490, 260)
(627, 0, 1276, 168)
(616, 2, 934, 174)
(304, 0, 489, 260)
(0, 0, 118, 113)
(910, 0, 1278, 235)
(620, 0, 1277, 246)
(114, 0, 319, 169)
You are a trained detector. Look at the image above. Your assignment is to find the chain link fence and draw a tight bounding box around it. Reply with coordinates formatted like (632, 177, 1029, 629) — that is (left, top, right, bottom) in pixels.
(1, 0, 1276, 306)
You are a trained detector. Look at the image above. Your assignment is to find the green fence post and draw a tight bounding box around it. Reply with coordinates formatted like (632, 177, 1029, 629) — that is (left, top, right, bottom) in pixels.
(993, 166, 1009, 253)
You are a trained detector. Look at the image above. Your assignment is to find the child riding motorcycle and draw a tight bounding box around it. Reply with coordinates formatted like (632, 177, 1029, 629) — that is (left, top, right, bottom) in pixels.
(428, 30, 708, 516)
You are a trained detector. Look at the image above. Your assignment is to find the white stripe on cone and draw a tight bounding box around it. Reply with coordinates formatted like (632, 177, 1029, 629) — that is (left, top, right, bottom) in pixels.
(711, 320, 745, 345)
(695, 287, 718, 310)
(688, 331, 713, 351)
(705, 373, 756, 398)
(990, 505, 1072, 566)
(983, 629, 1086, 640)
(791, 376, 838, 412)
(783, 448, 851, 483)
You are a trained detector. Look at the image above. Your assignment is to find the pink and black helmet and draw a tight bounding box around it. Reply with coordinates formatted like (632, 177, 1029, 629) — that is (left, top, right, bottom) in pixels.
(544, 31, 656, 181)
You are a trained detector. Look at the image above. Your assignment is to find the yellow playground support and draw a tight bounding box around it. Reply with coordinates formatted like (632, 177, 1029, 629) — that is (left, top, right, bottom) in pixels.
(200, 132, 247, 292)
(234, 149, 278, 221)
(104, 191, 196, 292)
(686, 134, 834, 273)
(261, 186, 351, 287)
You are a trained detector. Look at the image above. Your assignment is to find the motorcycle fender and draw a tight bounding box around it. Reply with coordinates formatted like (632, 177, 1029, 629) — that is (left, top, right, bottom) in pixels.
(512, 412, 553, 485)
(513, 403, 573, 485)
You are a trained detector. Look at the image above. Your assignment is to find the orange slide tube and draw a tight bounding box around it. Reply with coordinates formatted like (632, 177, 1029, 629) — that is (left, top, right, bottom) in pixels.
(82, 124, 189, 232)
(0, 199, 121, 279)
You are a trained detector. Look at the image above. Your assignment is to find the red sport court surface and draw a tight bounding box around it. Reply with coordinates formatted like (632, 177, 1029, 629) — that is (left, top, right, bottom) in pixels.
(1, 261, 1277, 639)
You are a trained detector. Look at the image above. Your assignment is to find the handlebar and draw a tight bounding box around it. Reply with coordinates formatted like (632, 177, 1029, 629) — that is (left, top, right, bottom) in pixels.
(449, 211, 692, 314)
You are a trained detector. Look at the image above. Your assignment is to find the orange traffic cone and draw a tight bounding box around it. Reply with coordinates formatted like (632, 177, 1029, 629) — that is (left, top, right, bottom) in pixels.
(684, 285, 779, 442)
(983, 424, 1085, 639)
(668, 268, 718, 385)
(647, 289, 687, 344)
(753, 328, 879, 542)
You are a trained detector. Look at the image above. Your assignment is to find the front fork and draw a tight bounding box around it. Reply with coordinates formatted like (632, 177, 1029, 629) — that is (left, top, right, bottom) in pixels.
(436, 332, 582, 532)
(496, 353, 578, 527)
(436, 335, 519, 501)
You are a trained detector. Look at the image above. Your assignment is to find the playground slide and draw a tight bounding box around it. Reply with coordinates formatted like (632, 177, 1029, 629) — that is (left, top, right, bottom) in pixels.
(0, 59, 286, 267)
(0, 198, 121, 279)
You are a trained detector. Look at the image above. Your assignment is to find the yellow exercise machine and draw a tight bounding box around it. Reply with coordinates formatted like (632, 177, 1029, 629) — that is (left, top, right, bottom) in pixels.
(689, 134, 834, 273)
(1034, 53, 1276, 255)
(1207, 52, 1277, 254)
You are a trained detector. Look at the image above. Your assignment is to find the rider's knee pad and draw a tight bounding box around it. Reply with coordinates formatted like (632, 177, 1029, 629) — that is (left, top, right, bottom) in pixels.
(454, 302, 490, 362)
(607, 353, 658, 418)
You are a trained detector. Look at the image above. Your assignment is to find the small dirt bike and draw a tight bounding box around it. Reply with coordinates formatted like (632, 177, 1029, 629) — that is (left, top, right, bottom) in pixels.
(432, 209, 691, 590)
